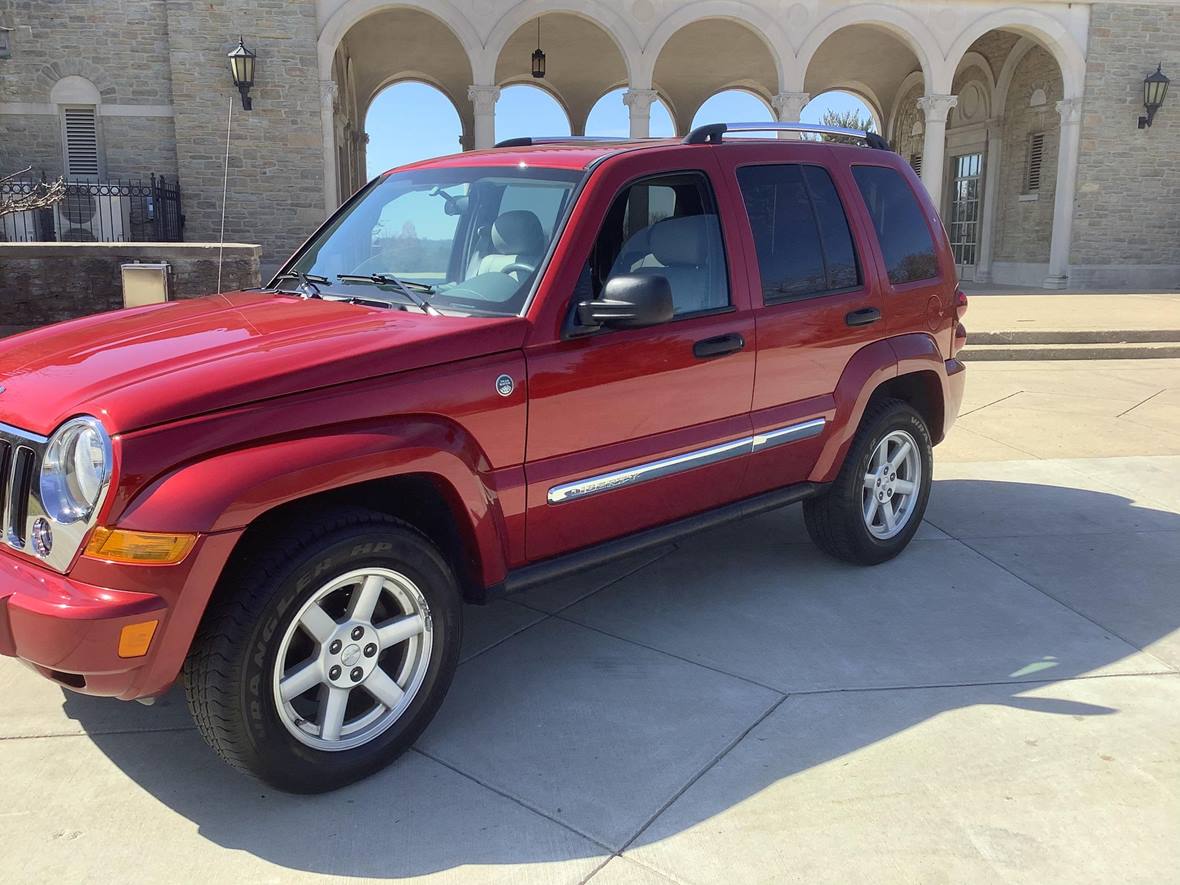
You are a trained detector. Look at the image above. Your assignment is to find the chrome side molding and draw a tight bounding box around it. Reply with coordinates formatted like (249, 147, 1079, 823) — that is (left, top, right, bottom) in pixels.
(547, 417, 826, 504)
(751, 417, 826, 452)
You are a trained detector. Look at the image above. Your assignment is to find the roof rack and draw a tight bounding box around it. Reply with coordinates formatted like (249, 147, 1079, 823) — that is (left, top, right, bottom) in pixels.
(493, 135, 651, 148)
(682, 122, 892, 150)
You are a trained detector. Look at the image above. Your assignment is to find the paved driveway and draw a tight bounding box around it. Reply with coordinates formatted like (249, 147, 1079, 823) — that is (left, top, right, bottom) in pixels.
(2, 360, 1178, 884)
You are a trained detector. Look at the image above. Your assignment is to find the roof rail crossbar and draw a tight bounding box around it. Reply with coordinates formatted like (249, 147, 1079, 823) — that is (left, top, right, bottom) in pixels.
(683, 122, 891, 151)
(494, 135, 649, 148)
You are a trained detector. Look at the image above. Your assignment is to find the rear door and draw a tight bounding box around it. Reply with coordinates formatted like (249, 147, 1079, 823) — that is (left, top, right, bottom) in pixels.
(521, 150, 756, 562)
(716, 144, 885, 496)
(848, 161, 956, 339)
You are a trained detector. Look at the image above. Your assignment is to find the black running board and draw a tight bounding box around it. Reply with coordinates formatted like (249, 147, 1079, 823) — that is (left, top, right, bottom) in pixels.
(498, 482, 824, 595)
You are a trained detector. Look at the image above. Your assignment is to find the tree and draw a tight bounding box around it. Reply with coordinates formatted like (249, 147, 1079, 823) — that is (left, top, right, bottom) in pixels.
(0, 167, 65, 217)
(821, 107, 877, 134)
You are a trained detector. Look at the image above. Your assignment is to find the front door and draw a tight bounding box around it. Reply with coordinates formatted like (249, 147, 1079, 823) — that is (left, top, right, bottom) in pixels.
(522, 157, 756, 562)
(947, 152, 984, 281)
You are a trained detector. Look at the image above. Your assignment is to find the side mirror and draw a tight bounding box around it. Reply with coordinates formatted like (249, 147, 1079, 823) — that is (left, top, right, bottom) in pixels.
(576, 273, 674, 329)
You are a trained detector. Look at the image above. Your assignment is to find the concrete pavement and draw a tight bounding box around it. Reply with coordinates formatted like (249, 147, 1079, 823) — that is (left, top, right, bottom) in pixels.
(2, 359, 1179, 884)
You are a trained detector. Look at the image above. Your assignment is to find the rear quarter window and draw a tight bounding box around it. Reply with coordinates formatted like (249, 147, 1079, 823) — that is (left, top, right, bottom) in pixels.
(851, 165, 939, 285)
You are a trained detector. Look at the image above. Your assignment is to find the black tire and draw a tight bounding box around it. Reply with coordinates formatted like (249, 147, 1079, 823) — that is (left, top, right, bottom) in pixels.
(182, 507, 462, 793)
(803, 398, 933, 565)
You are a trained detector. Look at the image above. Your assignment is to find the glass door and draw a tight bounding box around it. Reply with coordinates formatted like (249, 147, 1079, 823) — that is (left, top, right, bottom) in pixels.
(947, 152, 983, 281)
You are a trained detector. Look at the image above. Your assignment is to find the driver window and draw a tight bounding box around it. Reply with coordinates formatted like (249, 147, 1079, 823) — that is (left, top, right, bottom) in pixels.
(581, 172, 730, 317)
(369, 185, 467, 285)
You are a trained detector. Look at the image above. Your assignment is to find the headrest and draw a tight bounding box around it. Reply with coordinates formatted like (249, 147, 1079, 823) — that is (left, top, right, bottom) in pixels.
(649, 215, 709, 267)
(491, 210, 545, 255)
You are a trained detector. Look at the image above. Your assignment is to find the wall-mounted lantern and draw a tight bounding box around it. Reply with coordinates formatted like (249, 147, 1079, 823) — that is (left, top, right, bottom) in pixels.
(228, 37, 257, 110)
(1138, 63, 1169, 129)
(531, 19, 545, 78)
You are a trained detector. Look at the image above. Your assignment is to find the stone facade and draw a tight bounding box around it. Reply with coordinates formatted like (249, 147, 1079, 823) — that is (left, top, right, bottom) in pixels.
(162, 1, 325, 265)
(992, 46, 1063, 268)
(1073, 3, 1180, 288)
(0, 0, 1177, 290)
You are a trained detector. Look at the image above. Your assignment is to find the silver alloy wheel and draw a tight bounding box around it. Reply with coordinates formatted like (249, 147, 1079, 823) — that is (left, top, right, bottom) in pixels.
(272, 567, 433, 751)
(862, 429, 922, 540)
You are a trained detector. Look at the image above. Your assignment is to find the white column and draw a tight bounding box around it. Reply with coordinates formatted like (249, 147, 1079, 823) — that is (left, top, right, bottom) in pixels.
(772, 92, 810, 139)
(917, 94, 957, 214)
(320, 79, 339, 211)
(1043, 97, 1083, 290)
(974, 120, 1003, 283)
(623, 88, 659, 138)
(772, 91, 810, 122)
(467, 85, 500, 150)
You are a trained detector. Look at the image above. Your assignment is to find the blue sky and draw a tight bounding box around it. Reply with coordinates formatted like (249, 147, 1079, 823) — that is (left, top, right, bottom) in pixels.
(365, 84, 876, 177)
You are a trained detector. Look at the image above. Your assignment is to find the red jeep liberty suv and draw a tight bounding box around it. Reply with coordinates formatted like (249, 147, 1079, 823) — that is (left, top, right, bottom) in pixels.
(0, 123, 966, 792)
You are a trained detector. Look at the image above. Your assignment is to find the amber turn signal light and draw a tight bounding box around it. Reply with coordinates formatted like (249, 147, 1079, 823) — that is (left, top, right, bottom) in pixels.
(85, 527, 197, 565)
(118, 620, 159, 658)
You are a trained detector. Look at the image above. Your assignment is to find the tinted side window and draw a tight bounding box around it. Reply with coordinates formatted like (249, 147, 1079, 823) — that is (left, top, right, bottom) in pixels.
(851, 165, 939, 285)
(736, 164, 860, 304)
(585, 172, 730, 317)
(804, 167, 859, 290)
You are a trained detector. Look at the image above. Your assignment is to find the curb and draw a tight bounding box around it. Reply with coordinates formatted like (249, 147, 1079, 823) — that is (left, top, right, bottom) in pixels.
(961, 342, 1180, 361)
(969, 329, 1180, 345)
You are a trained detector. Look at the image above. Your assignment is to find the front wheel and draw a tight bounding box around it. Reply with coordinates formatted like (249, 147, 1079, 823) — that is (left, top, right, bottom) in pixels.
(803, 398, 933, 565)
(183, 509, 462, 793)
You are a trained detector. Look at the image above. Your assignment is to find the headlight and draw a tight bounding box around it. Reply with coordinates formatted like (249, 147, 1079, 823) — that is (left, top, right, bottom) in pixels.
(40, 416, 112, 524)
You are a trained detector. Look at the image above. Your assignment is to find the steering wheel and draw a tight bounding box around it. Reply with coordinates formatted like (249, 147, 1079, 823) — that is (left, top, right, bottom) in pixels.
(500, 262, 536, 277)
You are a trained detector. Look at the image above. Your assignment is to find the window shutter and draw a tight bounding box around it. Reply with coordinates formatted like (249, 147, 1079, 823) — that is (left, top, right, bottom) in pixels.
(1026, 133, 1045, 192)
(62, 107, 100, 177)
(910, 154, 923, 177)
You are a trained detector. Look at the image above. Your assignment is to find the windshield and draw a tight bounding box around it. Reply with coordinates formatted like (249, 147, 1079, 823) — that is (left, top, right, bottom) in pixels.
(283, 165, 583, 316)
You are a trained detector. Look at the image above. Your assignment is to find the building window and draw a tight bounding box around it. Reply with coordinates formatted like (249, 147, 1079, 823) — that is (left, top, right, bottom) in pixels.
(909, 154, 923, 177)
(1025, 132, 1045, 192)
(61, 106, 100, 178)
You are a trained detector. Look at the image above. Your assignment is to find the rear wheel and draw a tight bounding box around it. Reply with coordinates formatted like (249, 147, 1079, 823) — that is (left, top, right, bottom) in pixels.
(803, 398, 932, 565)
(183, 508, 461, 793)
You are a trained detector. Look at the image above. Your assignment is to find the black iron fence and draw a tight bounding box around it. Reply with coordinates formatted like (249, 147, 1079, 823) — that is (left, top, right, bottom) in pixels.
(0, 174, 184, 243)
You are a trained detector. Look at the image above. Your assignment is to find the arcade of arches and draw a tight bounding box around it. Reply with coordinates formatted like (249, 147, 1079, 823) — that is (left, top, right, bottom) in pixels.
(316, 1, 1175, 290)
(3, 1, 1175, 289)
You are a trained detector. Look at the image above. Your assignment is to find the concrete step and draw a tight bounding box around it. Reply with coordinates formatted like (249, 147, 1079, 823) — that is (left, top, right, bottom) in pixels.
(960, 341, 1180, 361)
(969, 329, 1180, 345)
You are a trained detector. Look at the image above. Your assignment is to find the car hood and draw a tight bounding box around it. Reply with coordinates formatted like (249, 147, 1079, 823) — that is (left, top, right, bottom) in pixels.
(0, 291, 528, 435)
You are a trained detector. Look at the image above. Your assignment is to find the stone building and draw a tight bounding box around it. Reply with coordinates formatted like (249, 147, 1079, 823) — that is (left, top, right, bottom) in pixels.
(0, 0, 1176, 289)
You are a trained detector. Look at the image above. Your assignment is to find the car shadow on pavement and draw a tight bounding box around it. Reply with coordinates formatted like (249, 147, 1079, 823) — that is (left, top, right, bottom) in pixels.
(59, 478, 1180, 878)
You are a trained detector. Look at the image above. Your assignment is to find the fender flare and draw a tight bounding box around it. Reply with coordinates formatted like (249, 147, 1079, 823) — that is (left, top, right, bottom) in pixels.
(117, 417, 512, 589)
(808, 333, 945, 483)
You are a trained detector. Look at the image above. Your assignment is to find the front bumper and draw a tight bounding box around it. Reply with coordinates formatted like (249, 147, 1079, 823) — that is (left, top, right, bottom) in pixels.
(0, 529, 242, 699)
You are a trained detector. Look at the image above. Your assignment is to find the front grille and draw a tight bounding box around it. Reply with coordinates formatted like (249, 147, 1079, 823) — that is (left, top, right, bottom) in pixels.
(0, 423, 47, 552)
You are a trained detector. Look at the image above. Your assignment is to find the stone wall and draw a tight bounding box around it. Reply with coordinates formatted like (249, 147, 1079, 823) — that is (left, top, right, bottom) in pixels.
(0, 1, 178, 180)
(0, 113, 60, 175)
(163, 1, 326, 268)
(0, 242, 261, 330)
(992, 46, 1062, 266)
(103, 116, 180, 183)
(893, 82, 925, 167)
(1073, 3, 1180, 288)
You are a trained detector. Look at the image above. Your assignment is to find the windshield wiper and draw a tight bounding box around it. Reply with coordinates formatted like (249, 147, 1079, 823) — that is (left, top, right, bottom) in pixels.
(336, 273, 440, 315)
(273, 271, 329, 298)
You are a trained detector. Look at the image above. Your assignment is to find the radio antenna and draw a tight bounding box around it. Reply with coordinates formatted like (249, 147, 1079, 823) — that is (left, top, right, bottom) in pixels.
(216, 95, 233, 294)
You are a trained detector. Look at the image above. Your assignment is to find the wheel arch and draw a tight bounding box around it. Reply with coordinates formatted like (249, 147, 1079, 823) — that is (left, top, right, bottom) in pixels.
(115, 419, 515, 602)
(809, 333, 949, 483)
